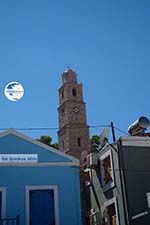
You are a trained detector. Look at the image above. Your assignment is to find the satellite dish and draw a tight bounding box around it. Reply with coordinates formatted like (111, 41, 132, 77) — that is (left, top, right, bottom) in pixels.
(80, 150, 88, 166)
(99, 128, 109, 147)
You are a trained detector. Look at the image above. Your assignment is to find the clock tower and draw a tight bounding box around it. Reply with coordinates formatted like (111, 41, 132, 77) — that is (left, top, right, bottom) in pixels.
(58, 68, 90, 159)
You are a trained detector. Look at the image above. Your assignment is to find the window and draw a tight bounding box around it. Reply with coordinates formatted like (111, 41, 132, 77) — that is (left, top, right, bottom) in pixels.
(62, 141, 64, 149)
(62, 90, 64, 99)
(103, 156, 112, 184)
(0, 191, 1, 219)
(0, 188, 6, 219)
(104, 198, 119, 225)
(72, 88, 76, 96)
(146, 192, 150, 208)
(107, 202, 117, 225)
(61, 109, 65, 116)
(77, 138, 81, 147)
(100, 150, 114, 191)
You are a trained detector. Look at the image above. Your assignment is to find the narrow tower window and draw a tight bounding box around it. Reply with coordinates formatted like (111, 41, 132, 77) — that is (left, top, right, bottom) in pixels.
(72, 88, 76, 96)
(77, 138, 81, 147)
(61, 109, 65, 116)
(62, 141, 64, 149)
(62, 90, 64, 99)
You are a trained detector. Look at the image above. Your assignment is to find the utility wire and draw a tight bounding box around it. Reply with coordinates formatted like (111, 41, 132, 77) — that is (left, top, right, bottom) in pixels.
(113, 127, 150, 141)
(89, 125, 111, 128)
(1, 125, 150, 142)
(114, 126, 128, 135)
(0, 124, 110, 131)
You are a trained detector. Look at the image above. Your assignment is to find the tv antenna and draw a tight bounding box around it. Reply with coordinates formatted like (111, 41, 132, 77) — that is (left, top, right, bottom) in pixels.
(99, 128, 109, 148)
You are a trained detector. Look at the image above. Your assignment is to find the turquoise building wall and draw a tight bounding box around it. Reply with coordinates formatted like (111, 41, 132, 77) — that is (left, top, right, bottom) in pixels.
(0, 130, 83, 225)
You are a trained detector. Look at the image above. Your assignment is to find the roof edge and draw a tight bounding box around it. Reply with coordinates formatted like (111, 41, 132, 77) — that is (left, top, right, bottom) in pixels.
(120, 135, 150, 147)
(0, 129, 79, 164)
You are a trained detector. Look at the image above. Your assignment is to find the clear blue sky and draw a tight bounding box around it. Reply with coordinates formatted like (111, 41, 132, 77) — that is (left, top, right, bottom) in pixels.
(0, 0, 150, 142)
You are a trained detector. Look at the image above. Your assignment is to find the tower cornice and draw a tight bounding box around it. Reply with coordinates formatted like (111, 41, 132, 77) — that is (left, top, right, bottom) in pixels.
(57, 100, 86, 110)
(58, 82, 82, 92)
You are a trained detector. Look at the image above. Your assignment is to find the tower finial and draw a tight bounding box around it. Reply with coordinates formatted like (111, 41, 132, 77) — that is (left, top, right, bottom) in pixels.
(64, 66, 71, 73)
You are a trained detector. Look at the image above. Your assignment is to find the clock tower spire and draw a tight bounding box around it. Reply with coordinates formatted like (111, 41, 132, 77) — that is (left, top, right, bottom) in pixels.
(58, 68, 90, 159)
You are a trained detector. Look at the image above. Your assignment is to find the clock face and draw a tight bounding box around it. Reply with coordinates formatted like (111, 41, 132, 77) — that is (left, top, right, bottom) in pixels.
(73, 107, 80, 114)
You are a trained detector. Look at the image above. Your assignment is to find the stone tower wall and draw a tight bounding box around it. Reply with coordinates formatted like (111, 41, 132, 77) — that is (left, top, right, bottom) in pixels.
(58, 69, 90, 159)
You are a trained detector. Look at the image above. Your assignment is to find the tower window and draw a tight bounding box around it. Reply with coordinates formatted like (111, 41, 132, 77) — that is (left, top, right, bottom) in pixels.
(62, 141, 64, 149)
(77, 138, 81, 147)
(62, 90, 64, 99)
(61, 109, 65, 116)
(72, 88, 76, 96)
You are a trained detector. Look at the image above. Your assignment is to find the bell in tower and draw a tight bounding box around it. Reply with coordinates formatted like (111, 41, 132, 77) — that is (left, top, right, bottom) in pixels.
(58, 68, 90, 159)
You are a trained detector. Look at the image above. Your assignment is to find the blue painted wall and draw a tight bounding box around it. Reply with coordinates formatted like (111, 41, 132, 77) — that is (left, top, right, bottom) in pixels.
(0, 132, 83, 225)
(0, 134, 72, 162)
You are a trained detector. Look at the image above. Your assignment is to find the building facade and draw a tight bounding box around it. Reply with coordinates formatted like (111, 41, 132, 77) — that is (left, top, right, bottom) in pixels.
(0, 129, 83, 225)
(58, 68, 90, 159)
(86, 135, 150, 225)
